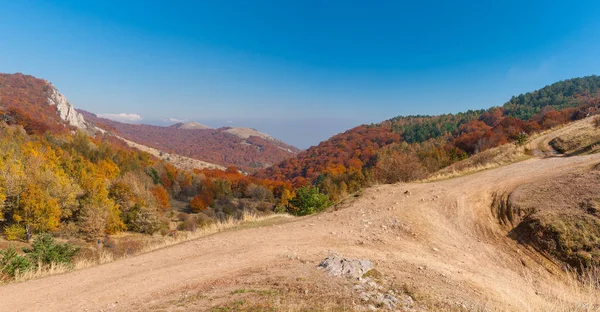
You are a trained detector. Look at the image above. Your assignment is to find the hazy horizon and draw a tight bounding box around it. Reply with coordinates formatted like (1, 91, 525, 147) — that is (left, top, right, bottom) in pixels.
(2, 1, 600, 148)
(88, 112, 373, 149)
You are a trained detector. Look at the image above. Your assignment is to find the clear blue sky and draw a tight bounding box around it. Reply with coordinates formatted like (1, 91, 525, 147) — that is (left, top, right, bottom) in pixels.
(1, 1, 600, 148)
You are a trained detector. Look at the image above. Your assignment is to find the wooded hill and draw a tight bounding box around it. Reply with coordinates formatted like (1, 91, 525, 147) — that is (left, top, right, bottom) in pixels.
(255, 76, 600, 201)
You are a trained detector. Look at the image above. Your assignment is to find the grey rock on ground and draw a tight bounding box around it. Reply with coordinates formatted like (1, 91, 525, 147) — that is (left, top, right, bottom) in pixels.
(318, 254, 374, 279)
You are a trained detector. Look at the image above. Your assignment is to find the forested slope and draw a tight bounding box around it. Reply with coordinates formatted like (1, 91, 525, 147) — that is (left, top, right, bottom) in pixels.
(256, 76, 600, 201)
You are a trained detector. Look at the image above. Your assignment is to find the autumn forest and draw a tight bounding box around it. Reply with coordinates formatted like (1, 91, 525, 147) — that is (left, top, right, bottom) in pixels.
(1, 72, 600, 280)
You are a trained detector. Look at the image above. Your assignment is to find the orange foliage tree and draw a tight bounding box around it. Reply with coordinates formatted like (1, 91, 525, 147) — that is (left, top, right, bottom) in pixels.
(151, 185, 170, 212)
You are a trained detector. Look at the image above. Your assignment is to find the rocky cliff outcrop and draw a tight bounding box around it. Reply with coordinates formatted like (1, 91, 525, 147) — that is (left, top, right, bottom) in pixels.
(46, 84, 90, 130)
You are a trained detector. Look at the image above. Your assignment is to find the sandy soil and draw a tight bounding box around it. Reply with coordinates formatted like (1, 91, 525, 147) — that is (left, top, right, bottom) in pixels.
(2, 137, 600, 311)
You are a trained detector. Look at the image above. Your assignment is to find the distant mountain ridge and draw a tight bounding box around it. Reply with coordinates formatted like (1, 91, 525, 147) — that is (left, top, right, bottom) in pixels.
(170, 122, 211, 130)
(79, 110, 300, 172)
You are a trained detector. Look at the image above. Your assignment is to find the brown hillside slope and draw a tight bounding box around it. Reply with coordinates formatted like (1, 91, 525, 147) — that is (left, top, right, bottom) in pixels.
(2, 146, 600, 309)
(78, 110, 300, 172)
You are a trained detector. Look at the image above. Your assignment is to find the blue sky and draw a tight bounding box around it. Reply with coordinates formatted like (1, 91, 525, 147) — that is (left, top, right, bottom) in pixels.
(1, 1, 600, 148)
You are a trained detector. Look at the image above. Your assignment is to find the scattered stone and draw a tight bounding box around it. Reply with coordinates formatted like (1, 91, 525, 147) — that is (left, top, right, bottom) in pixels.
(360, 292, 371, 302)
(400, 295, 415, 309)
(381, 294, 399, 309)
(404, 190, 411, 195)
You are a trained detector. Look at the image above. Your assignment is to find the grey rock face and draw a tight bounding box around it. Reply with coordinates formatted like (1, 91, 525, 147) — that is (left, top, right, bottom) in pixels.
(47, 84, 89, 129)
(318, 254, 374, 279)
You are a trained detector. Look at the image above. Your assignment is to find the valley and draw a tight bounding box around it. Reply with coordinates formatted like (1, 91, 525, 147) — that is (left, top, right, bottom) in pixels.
(1, 124, 599, 310)
(1, 73, 600, 311)
(3, 3, 600, 310)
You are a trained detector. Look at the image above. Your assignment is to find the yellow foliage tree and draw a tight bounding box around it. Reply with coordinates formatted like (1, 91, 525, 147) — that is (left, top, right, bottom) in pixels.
(96, 159, 121, 181)
(14, 184, 61, 238)
(77, 162, 125, 238)
(275, 188, 295, 213)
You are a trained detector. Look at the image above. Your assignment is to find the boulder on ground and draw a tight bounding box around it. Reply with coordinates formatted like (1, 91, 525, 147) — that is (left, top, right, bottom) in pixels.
(318, 254, 374, 279)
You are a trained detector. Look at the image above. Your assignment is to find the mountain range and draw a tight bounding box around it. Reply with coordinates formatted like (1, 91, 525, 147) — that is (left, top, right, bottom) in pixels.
(78, 110, 300, 172)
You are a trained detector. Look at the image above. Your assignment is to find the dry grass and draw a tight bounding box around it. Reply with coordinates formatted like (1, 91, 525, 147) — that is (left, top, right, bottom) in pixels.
(424, 142, 531, 182)
(548, 119, 600, 156)
(10, 212, 291, 283)
(536, 268, 600, 312)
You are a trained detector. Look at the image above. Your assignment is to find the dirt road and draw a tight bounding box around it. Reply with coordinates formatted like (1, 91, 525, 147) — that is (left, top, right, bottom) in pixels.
(1, 151, 599, 311)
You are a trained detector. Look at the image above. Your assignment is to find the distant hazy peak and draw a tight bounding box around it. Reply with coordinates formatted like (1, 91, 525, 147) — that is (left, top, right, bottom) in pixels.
(171, 121, 212, 130)
(223, 127, 275, 140)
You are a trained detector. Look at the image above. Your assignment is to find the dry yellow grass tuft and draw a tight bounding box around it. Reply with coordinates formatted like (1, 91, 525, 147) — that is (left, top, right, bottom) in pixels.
(424, 142, 531, 182)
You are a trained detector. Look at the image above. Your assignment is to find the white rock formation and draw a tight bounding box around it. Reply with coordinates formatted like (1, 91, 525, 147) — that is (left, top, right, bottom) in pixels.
(46, 84, 89, 129)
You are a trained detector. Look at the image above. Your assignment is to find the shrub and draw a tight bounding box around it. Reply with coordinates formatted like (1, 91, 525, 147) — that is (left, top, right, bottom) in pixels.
(515, 132, 528, 146)
(247, 184, 273, 202)
(375, 151, 427, 184)
(125, 206, 162, 234)
(274, 205, 287, 214)
(288, 186, 331, 216)
(0, 245, 32, 277)
(190, 193, 212, 212)
(594, 116, 600, 128)
(4, 224, 27, 241)
(23, 233, 79, 268)
(150, 185, 170, 212)
(177, 213, 199, 231)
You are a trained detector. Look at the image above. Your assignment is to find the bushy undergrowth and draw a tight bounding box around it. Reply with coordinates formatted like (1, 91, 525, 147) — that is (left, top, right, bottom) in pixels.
(0, 233, 79, 279)
(287, 186, 331, 216)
